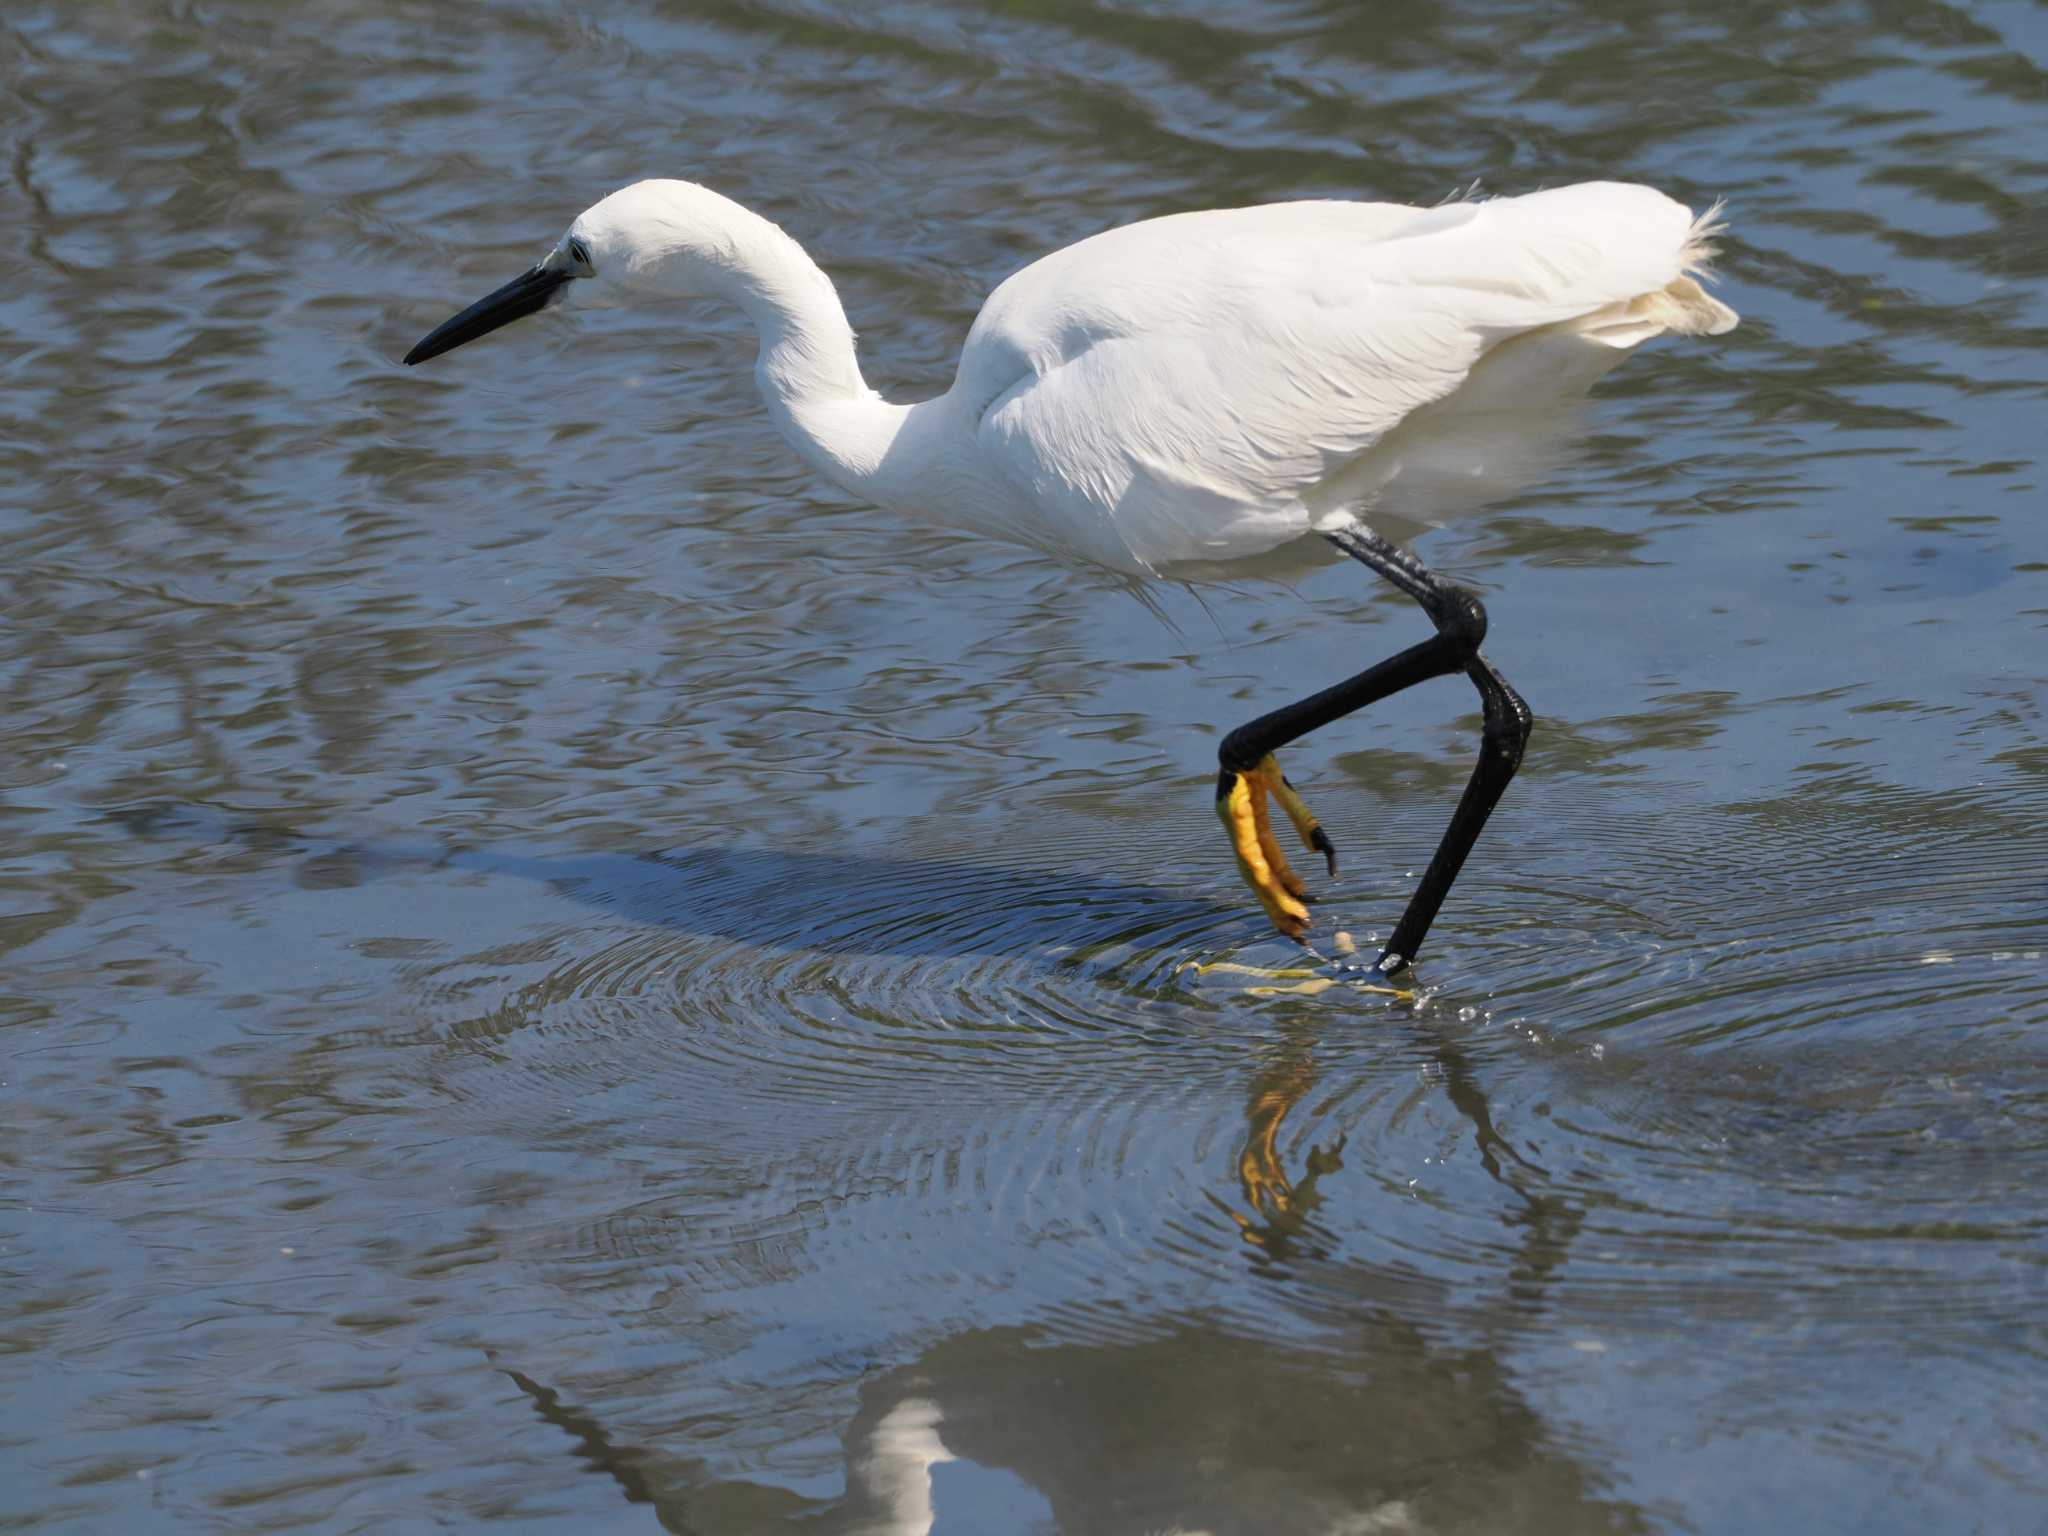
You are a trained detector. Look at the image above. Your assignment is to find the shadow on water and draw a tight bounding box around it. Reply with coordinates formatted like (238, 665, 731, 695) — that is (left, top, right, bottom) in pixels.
(113, 799, 1535, 1246)
(112, 801, 1237, 963)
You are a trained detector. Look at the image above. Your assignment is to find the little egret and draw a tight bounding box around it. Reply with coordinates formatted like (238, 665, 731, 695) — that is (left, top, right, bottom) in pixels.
(405, 178, 1735, 978)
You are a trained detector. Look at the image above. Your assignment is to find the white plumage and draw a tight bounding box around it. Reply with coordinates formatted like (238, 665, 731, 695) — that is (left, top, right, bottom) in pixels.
(404, 176, 1737, 962)
(414, 177, 1734, 579)
(960, 183, 1733, 571)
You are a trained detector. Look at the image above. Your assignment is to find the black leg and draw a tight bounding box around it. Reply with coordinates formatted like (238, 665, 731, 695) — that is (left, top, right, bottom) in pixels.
(1217, 523, 1532, 975)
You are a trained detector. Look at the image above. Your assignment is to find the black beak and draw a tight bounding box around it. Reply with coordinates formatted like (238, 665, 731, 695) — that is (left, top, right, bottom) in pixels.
(404, 263, 575, 366)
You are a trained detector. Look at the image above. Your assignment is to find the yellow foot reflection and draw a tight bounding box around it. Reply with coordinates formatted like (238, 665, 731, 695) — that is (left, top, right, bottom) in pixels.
(1233, 1131, 1346, 1221)
(1206, 1057, 1348, 1256)
(1215, 753, 1334, 941)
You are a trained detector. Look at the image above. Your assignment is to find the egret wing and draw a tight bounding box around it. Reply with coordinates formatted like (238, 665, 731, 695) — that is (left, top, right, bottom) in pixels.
(965, 183, 1728, 571)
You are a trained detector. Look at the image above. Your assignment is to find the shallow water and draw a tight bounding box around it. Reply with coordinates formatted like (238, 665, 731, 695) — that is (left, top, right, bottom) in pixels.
(5, 2, 2047, 1531)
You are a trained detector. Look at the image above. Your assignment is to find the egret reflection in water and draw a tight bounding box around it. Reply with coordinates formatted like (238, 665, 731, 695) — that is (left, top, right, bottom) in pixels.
(495, 1050, 1594, 1536)
(498, 1294, 1639, 1536)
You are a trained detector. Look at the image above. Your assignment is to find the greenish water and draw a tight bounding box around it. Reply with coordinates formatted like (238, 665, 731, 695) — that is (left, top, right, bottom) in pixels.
(4, 2, 2045, 1531)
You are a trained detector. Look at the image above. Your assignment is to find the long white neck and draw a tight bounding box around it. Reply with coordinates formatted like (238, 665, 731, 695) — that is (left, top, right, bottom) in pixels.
(699, 208, 919, 499)
(585, 180, 998, 532)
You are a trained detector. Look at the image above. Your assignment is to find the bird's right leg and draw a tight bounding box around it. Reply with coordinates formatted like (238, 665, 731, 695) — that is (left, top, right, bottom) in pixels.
(1215, 522, 1531, 971)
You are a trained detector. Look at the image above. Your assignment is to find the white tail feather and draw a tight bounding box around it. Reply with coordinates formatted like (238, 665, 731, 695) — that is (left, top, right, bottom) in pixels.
(1566, 201, 1739, 347)
(1680, 198, 1729, 275)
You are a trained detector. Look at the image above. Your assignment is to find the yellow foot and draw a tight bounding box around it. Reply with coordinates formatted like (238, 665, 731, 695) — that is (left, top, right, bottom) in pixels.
(1215, 753, 1337, 941)
(1180, 959, 1415, 1001)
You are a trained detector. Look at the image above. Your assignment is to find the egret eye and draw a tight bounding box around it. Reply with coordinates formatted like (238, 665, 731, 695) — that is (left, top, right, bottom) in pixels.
(568, 237, 592, 272)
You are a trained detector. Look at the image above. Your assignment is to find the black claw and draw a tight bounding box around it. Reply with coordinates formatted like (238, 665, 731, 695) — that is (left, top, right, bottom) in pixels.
(1310, 825, 1337, 878)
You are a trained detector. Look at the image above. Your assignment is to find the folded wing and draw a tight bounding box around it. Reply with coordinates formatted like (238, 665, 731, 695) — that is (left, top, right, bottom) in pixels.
(963, 182, 1734, 572)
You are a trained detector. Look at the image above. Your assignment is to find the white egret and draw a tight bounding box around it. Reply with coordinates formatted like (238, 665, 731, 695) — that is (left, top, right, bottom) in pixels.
(405, 178, 1735, 979)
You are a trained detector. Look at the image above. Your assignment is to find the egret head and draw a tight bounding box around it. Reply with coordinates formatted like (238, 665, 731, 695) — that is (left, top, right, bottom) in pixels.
(403, 180, 766, 365)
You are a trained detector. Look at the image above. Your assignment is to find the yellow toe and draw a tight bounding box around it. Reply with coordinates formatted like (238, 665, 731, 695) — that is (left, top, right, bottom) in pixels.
(1264, 757, 1337, 878)
(1217, 768, 1311, 939)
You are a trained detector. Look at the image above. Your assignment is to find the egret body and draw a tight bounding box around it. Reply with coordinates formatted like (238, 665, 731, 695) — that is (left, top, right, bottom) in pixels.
(406, 178, 1735, 977)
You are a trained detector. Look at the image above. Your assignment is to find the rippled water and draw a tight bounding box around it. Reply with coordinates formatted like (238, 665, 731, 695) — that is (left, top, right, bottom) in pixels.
(6, 2, 2047, 1530)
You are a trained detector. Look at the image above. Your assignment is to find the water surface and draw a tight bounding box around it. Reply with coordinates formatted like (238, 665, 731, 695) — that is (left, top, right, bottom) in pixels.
(5, 2, 2046, 1531)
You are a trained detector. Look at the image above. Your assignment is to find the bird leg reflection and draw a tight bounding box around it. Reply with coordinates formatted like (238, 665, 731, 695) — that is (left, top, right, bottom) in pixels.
(1214, 1004, 1554, 1268)
(1209, 1041, 1346, 1258)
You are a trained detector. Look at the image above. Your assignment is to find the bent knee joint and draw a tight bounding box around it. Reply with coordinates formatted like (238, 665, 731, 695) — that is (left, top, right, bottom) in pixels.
(1434, 587, 1488, 660)
(1218, 727, 1263, 776)
(1481, 694, 1533, 772)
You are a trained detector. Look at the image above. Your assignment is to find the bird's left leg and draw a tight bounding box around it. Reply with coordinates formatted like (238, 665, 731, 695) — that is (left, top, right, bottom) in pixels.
(1215, 522, 1532, 966)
